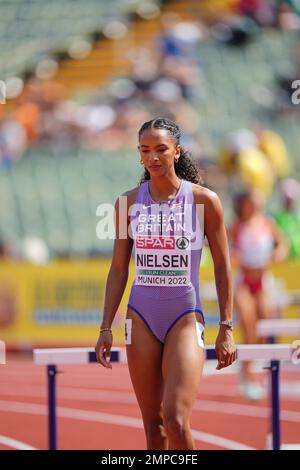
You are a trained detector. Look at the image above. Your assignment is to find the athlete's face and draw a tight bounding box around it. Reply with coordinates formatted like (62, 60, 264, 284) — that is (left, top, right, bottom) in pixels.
(138, 128, 180, 175)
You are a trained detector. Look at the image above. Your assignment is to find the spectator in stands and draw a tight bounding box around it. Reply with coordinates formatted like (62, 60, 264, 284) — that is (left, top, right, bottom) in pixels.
(0, 117, 27, 169)
(219, 127, 291, 198)
(157, 13, 203, 61)
(257, 128, 291, 179)
(156, 14, 203, 100)
(278, 0, 300, 31)
(212, 14, 259, 47)
(219, 129, 275, 197)
(238, 0, 277, 26)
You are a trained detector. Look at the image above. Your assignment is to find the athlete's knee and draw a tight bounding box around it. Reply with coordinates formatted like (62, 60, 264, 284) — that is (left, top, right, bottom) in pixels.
(242, 323, 258, 343)
(144, 420, 166, 447)
(163, 413, 189, 440)
(242, 329, 257, 344)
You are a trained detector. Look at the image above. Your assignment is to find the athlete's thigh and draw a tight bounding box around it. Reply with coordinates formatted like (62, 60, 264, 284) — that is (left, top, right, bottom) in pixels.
(235, 283, 260, 343)
(126, 307, 164, 419)
(255, 288, 272, 320)
(162, 313, 205, 416)
(234, 283, 257, 326)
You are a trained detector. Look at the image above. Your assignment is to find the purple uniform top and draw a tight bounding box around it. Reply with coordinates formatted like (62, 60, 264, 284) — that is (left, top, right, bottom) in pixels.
(127, 178, 205, 343)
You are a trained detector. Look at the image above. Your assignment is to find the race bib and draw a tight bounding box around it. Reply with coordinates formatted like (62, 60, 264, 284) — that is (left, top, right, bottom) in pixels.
(134, 235, 191, 287)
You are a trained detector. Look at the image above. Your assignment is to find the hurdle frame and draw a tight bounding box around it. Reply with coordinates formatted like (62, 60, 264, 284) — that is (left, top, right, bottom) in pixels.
(34, 344, 296, 451)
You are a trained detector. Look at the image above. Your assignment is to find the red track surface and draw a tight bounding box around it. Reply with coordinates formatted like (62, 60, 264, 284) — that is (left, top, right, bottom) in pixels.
(0, 355, 299, 450)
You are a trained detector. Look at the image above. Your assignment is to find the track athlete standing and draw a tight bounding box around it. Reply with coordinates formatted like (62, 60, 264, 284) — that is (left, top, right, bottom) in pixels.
(95, 118, 236, 450)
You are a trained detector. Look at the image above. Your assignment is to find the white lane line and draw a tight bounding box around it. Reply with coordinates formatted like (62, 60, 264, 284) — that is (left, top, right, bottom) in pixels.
(0, 400, 256, 450)
(58, 408, 255, 449)
(191, 431, 254, 451)
(1, 385, 300, 422)
(0, 383, 136, 404)
(195, 400, 300, 423)
(195, 400, 268, 418)
(281, 444, 300, 449)
(0, 377, 300, 402)
(0, 434, 37, 450)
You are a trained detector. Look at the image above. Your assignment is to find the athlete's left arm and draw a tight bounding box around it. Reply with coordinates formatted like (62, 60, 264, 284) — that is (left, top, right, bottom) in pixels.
(268, 217, 290, 263)
(196, 188, 237, 369)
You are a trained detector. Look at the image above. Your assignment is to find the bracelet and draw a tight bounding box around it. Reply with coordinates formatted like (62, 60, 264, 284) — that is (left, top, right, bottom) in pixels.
(100, 328, 112, 334)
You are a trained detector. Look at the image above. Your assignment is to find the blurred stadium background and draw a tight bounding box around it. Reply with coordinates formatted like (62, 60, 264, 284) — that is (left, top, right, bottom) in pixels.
(0, 0, 299, 348)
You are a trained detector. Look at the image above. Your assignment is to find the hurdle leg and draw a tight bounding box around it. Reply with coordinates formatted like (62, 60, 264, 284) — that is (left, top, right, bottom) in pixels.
(47, 364, 57, 450)
(270, 360, 281, 450)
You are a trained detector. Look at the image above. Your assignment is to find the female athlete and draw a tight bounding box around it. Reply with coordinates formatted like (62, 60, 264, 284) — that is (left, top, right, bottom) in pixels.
(229, 190, 289, 400)
(95, 117, 236, 449)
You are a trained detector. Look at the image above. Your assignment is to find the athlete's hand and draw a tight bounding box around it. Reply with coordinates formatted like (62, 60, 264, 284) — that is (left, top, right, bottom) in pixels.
(95, 331, 113, 369)
(215, 327, 237, 370)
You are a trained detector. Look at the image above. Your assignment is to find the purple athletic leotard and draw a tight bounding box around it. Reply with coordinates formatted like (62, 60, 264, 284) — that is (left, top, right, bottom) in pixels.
(127, 178, 205, 343)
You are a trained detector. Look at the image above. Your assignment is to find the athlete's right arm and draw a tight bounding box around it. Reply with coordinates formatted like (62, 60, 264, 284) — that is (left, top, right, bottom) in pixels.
(95, 191, 135, 369)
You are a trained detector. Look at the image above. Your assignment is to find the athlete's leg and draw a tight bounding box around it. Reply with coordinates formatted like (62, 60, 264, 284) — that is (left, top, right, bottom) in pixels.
(256, 285, 272, 322)
(126, 306, 167, 450)
(255, 279, 272, 350)
(234, 282, 258, 383)
(162, 312, 205, 450)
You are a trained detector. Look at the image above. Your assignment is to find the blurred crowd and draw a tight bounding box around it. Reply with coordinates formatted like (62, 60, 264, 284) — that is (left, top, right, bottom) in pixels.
(1, 0, 300, 165)
(0, 12, 205, 164)
(0, 0, 300, 262)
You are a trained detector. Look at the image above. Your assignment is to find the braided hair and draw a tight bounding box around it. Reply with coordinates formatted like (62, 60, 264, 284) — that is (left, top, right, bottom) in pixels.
(138, 117, 203, 186)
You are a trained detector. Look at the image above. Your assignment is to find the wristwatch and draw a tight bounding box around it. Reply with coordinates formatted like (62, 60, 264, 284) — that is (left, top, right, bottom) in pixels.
(219, 320, 233, 329)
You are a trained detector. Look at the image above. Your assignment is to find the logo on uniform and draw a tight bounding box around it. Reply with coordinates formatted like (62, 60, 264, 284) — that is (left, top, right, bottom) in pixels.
(136, 236, 175, 249)
(176, 237, 190, 250)
(171, 202, 183, 209)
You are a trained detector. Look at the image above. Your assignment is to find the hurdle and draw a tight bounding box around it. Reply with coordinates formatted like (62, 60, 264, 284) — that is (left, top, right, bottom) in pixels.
(33, 343, 298, 451)
(257, 319, 300, 338)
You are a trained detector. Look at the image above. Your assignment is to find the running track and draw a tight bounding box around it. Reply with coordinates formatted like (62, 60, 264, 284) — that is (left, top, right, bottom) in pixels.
(1, 355, 300, 450)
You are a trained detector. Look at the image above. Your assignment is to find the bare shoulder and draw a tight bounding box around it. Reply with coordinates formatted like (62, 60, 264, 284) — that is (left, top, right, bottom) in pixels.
(116, 186, 140, 207)
(191, 183, 222, 208)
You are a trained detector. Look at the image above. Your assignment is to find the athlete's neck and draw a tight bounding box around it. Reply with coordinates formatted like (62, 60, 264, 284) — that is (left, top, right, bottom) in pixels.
(149, 175, 181, 202)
